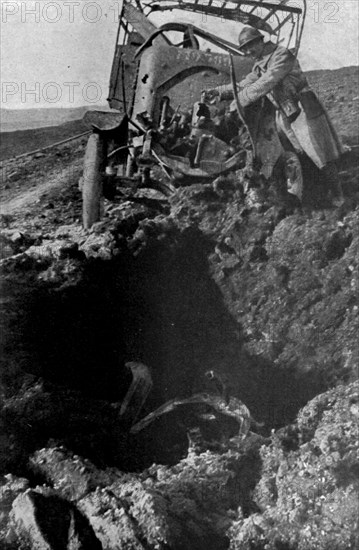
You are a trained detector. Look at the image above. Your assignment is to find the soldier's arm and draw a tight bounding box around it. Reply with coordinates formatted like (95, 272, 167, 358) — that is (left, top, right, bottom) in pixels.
(204, 70, 257, 102)
(239, 48, 295, 106)
(239, 70, 259, 89)
(219, 70, 259, 100)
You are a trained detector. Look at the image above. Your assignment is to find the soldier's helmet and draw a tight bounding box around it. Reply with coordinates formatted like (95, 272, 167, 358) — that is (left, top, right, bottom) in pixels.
(238, 27, 264, 50)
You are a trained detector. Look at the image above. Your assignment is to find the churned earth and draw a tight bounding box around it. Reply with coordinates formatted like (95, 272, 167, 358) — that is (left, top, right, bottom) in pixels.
(0, 66, 358, 549)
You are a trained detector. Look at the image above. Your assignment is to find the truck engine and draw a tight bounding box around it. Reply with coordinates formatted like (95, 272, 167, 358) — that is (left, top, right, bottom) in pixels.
(129, 93, 249, 187)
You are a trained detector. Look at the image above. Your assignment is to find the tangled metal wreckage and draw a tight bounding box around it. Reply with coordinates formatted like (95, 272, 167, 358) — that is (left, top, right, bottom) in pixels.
(82, 0, 308, 228)
(121, 364, 262, 453)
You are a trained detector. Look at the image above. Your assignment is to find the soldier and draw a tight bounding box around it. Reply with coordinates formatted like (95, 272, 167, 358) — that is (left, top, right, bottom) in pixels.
(205, 27, 344, 207)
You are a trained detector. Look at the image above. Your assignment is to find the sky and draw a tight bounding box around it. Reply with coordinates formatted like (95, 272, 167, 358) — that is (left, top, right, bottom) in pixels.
(1, 0, 358, 108)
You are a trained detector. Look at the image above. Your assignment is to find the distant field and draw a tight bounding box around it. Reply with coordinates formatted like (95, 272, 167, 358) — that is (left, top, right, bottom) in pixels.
(0, 105, 108, 133)
(0, 119, 88, 162)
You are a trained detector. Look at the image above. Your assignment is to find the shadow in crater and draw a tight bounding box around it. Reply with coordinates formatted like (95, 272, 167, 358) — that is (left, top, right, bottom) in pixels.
(1, 227, 330, 470)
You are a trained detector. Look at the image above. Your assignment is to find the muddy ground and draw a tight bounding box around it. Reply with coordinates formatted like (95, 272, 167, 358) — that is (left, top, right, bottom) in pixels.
(0, 67, 358, 549)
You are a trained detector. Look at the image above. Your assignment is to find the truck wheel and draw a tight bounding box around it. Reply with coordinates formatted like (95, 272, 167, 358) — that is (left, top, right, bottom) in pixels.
(82, 133, 106, 229)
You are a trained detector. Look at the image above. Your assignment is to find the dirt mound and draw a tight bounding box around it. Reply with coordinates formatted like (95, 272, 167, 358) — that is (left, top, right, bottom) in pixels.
(229, 381, 359, 550)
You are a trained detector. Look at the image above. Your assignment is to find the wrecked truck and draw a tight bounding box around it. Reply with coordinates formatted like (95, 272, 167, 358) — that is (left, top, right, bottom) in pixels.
(82, 0, 307, 228)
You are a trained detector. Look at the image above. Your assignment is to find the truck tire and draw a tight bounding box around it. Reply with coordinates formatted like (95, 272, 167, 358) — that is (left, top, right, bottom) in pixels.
(82, 133, 106, 229)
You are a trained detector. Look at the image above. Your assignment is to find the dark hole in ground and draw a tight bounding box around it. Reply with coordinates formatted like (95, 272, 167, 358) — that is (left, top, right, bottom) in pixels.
(1, 227, 328, 471)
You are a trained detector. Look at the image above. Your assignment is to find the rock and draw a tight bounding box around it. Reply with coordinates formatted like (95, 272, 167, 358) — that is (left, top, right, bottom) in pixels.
(77, 488, 146, 550)
(10, 489, 101, 550)
(0, 251, 38, 273)
(28, 437, 264, 550)
(26, 240, 68, 260)
(37, 258, 83, 285)
(80, 232, 116, 260)
(30, 449, 171, 548)
(89, 221, 108, 234)
(9, 231, 24, 244)
(0, 475, 29, 542)
(76, 456, 231, 550)
(0, 231, 36, 260)
(54, 225, 86, 240)
(228, 381, 359, 550)
(30, 448, 114, 501)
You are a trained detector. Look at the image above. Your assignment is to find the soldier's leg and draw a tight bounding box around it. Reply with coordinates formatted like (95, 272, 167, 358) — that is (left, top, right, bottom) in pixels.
(320, 161, 344, 207)
(286, 112, 344, 206)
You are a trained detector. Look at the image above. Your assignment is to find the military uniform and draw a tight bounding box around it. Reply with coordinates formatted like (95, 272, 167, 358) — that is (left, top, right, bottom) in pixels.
(220, 41, 343, 171)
